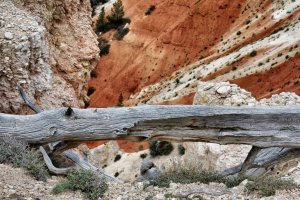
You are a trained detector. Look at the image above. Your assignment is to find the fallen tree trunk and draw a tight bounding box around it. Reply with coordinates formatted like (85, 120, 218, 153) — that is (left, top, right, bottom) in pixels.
(14, 85, 119, 182)
(1, 105, 300, 147)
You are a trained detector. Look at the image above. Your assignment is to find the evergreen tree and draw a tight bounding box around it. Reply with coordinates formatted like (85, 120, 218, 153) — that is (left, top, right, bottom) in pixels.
(96, 7, 106, 32)
(107, 0, 124, 24)
(117, 93, 124, 107)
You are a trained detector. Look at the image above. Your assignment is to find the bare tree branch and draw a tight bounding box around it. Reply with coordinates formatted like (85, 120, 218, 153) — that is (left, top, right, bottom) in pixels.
(39, 146, 74, 175)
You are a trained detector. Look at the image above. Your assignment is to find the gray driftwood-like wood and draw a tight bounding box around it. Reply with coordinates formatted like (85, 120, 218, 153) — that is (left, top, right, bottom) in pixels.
(39, 146, 74, 175)
(1, 105, 300, 147)
(15, 85, 119, 181)
(63, 150, 120, 182)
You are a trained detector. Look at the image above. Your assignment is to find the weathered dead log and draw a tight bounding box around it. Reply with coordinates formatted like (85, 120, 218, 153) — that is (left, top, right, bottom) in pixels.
(15, 85, 119, 182)
(1, 105, 300, 147)
(221, 147, 300, 176)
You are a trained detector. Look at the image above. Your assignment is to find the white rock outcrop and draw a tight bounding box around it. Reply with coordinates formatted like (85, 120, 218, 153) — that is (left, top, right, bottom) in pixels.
(0, 0, 99, 114)
(194, 81, 256, 106)
(192, 81, 300, 174)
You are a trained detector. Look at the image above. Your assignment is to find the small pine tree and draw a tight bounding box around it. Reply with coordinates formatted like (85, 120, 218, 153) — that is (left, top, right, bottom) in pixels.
(117, 93, 123, 107)
(107, 0, 124, 24)
(96, 7, 106, 32)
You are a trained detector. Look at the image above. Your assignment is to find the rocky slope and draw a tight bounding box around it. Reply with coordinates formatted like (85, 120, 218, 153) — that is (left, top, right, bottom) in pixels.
(0, 164, 82, 200)
(0, 0, 98, 114)
(88, 0, 300, 107)
(4, 163, 300, 200)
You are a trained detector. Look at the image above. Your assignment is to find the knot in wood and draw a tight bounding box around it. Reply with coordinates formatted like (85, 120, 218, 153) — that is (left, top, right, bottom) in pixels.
(65, 107, 74, 117)
(114, 129, 128, 136)
(49, 127, 58, 136)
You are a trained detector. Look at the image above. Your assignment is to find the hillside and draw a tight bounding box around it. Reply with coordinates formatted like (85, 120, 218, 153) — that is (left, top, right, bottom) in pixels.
(88, 0, 300, 107)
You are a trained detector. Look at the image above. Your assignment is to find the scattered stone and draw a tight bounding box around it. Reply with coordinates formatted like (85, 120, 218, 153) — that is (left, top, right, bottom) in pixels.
(140, 160, 155, 175)
(216, 85, 231, 96)
(4, 32, 13, 40)
(0, 164, 82, 199)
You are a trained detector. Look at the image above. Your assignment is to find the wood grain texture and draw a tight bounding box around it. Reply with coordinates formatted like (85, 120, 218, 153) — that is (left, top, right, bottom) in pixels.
(1, 105, 300, 147)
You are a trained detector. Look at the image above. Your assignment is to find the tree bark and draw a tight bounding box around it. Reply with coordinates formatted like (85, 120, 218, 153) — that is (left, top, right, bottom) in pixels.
(1, 105, 300, 147)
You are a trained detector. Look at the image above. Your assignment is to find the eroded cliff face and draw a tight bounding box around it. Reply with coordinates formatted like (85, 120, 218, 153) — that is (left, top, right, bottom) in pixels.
(0, 0, 98, 114)
(88, 0, 300, 107)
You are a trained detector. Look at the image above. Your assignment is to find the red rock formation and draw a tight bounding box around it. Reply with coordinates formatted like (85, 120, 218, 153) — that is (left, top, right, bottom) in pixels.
(88, 0, 246, 107)
(231, 53, 300, 99)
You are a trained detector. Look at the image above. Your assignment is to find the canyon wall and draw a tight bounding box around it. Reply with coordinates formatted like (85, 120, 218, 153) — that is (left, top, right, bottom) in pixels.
(88, 0, 300, 107)
(0, 0, 99, 114)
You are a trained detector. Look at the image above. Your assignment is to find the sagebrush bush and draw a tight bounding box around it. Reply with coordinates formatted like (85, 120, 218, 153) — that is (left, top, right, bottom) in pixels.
(246, 176, 295, 197)
(149, 141, 174, 157)
(0, 135, 48, 181)
(146, 165, 295, 197)
(147, 168, 227, 188)
(0, 135, 27, 165)
(52, 169, 108, 200)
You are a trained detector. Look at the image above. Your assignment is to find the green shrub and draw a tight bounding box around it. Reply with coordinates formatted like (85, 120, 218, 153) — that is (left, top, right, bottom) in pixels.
(114, 154, 121, 162)
(52, 169, 108, 200)
(145, 5, 156, 15)
(149, 141, 174, 157)
(148, 166, 296, 198)
(100, 43, 110, 55)
(87, 87, 96, 96)
(0, 136, 48, 181)
(250, 50, 257, 57)
(90, 70, 97, 78)
(21, 149, 49, 181)
(117, 93, 124, 107)
(246, 177, 295, 197)
(178, 144, 185, 155)
(52, 181, 71, 194)
(0, 135, 27, 165)
(113, 27, 129, 40)
(98, 38, 110, 56)
(147, 166, 249, 189)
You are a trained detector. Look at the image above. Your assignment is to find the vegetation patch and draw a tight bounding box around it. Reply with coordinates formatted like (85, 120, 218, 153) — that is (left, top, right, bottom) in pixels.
(90, 0, 108, 17)
(145, 5, 156, 15)
(90, 70, 97, 78)
(96, 0, 130, 34)
(52, 169, 108, 200)
(250, 50, 257, 57)
(146, 166, 296, 197)
(0, 136, 48, 181)
(245, 177, 295, 197)
(114, 154, 122, 162)
(117, 94, 124, 107)
(178, 144, 186, 155)
(140, 153, 148, 159)
(87, 87, 96, 96)
(149, 141, 174, 157)
(98, 38, 110, 56)
(113, 26, 130, 40)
